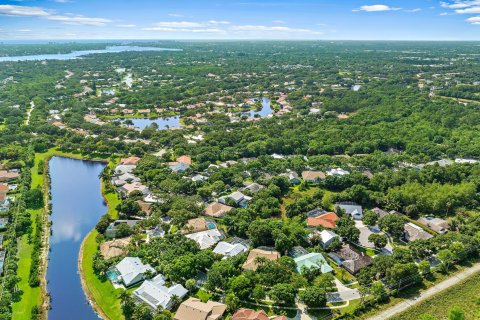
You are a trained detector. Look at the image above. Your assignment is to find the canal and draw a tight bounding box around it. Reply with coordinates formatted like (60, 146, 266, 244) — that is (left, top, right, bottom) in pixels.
(47, 157, 106, 320)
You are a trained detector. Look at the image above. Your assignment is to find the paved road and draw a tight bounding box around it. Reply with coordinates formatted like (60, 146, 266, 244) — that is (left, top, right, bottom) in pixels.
(365, 263, 480, 320)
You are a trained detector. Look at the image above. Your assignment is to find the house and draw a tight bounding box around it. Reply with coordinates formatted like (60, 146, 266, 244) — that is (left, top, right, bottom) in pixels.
(307, 212, 339, 229)
(133, 274, 188, 310)
(105, 220, 139, 238)
(146, 225, 165, 239)
(329, 244, 373, 275)
(242, 248, 280, 271)
(118, 182, 149, 196)
(307, 208, 328, 217)
(241, 182, 264, 194)
(326, 168, 350, 176)
(218, 191, 251, 208)
(186, 229, 223, 250)
(174, 298, 226, 320)
(232, 308, 287, 320)
(120, 156, 141, 165)
(169, 162, 190, 173)
(182, 218, 209, 234)
(280, 170, 300, 184)
(191, 174, 208, 182)
(335, 202, 363, 220)
(112, 257, 155, 287)
(177, 155, 192, 165)
(204, 202, 233, 218)
(213, 241, 248, 259)
(294, 252, 333, 274)
(372, 207, 390, 219)
(100, 237, 131, 259)
(310, 230, 338, 249)
(302, 170, 326, 183)
(0, 218, 8, 230)
(417, 216, 449, 234)
(0, 170, 20, 182)
(403, 223, 434, 242)
(0, 251, 5, 274)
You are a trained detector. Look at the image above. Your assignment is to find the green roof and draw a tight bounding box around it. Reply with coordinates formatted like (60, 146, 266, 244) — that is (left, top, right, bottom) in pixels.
(293, 252, 333, 274)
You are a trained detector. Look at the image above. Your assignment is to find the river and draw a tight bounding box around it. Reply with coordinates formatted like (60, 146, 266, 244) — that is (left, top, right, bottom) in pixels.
(0, 45, 180, 62)
(47, 157, 106, 320)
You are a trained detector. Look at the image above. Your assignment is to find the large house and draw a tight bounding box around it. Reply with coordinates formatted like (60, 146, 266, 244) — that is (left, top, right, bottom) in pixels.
(120, 156, 141, 165)
(213, 241, 248, 259)
(174, 298, 227, 320)
(182, 218, 210, 234)
(280, 170, 300, 184)
(118, 182, 149, 197)
(302, 170, 326, 183)
(307, 212, 339, 229)
(0, 170, 20, 182)
(112, 257, 155, 287)
(242, 248, 280, 271)
(403, 223, 434, 242)
(232, 308, 287, 320)
(329, 244, 373, 275)
(105, 220, 139, 238)
(310, 230, 338, 249)
(204, 202, 233, 218)
(294, 252, 333, 274)
(186, 229, 223, 250)
(335, 202, 363, 220)
(218, 191, 251, 208)
(133, 274, 188, 310)
(417, 216, 449, 234)
(326, 168, 350, 176)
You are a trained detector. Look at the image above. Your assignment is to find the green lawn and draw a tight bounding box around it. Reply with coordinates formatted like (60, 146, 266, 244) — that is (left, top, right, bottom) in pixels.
(81, 230, 124, 320)
(391, 272, 480, 320)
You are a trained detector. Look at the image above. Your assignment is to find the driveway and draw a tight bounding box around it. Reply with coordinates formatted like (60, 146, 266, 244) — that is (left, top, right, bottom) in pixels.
(365, 263, 480, 320)
(326, 278, 361, 303)
(355, 220, 379, 248)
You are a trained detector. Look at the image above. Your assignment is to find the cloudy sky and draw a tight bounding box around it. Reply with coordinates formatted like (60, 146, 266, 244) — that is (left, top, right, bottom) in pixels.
(0, 0, 479, 40)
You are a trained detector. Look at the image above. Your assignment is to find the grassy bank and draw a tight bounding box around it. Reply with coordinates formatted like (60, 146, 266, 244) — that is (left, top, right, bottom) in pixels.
(391, 272, 480, 320)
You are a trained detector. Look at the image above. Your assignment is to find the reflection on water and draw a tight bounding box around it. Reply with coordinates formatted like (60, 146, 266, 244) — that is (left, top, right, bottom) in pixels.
(47, 157, 106, 320)
(243, 97, 273, 118)
(117, 116, 183, 130)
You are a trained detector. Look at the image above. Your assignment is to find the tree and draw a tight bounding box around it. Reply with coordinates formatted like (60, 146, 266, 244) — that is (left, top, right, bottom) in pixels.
(299, 286, 326, 308)
(437, 249, 455, 272)
(363, 210, 378, 226)
(269, 283, 297, 305)
(252, 285, 266, 301)
(225, 293, 239, 312)
(132, 303, 154, 320)
(385, 263, 421, 289)
(378, 215, 405, 239)
(336, 215, 360, 241)
(370, 281, 388, 302)
(229, 275, 252, 300)
(448, 306, 465, 320)
(368, 234, 387, 249)
(24, 188, 44, 209)
(185, 279, 196, 291)
(418, 260, 430, 276)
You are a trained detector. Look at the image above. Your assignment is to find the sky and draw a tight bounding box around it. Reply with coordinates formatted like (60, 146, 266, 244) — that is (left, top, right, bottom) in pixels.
(0, 0, 479, 41)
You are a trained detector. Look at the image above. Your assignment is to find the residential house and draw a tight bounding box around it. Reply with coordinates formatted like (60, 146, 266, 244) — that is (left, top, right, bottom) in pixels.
(177, 155, 192, 165)
(307, 212, 339, 229)
(174, 298, 227, 320)
(0, 251, 5, 274)
(417, 216, 449, 234)
(120, 156, 141, 165)
(241, 182, 264, 194)
(133, 274, 188, 310)
(213, 241, 248, 259)
(294, 252, 333, 274)
(335, 202, 363, 220)
(403, 223, 434, 242)
(118, 182, 149, 197)
(218, 191, 251, 208)
(232, 308, 287, 320)
(204, 202, 233, 218)
(186, 229, 223, 250)
(100, 237, 131, 259)
(280, 170, 300, 184)
(310, 230, 338, 249)
(329, 244, 373, 275)
(0, 170, 20, 182)
(169, 162, 190, 173)
(190, 174, 208, 182)
(302, 170, 326, 183)
(242, 248, 280, 271)
(136, 200, 152, 215)
(372, 207, 390, 219)
(326, 168, 350, 176)
(105, 220, 139, 238)
(0, 218, 8, 230)
(112, 257, 155, 287)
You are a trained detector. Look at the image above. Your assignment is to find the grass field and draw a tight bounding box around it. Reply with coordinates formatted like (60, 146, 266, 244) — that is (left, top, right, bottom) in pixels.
(391, 272, 480, 320)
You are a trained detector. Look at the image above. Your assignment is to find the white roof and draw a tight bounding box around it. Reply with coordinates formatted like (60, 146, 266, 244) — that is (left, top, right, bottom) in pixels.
(116, 257, 155, 286)
(133, 274, 188, 310)
(326, 168, 350, 176)
(213, 242, 247, 258)
(186, 229, 222, 250)
(319, 230, 337, 243)
(114, 164, 136, 175)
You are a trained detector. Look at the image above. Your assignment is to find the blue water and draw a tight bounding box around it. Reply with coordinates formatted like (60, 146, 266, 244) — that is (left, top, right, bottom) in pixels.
(119, 116, 183, 130)
(244, 97, 273, 118)
(0, 46, 180, 62)
(47, 157, 106, 320)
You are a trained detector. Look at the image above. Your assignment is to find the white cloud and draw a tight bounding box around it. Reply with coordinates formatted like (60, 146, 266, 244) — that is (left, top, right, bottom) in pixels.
(466, 15, 480, 23)
(356, 5, 401, 12)
(168, 13, 184, 17)
(152, 21, 206, 28)
(456, 6, 480, 13)
(272, 19, 286, 23)
(405, 8, 422, 12)
(441, 1, 480, 9)
(17, 29, 32, 32)
(0, 4, 50, 16)
(208, 20, 230, 25)
(53, 0, 72, 3)
(143, 27, 225, 33)
(116, 24, 136, 28)
(232, 25, 322, 34)
(47, 15, 111, 26)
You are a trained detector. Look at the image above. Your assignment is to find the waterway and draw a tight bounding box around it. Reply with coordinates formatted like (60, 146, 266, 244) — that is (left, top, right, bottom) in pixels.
(243, 97, 273, 118)
(117, 115, 183, 130)
(0, 45, 180, 62)
(47, 157, 106, 320)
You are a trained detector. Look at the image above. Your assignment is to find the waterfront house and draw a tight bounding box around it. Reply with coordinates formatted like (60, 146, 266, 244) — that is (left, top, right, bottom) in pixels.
(174, 298, 226, 320)
(112, 257, 156, 287)
(105, 220, 139, 238)
(294, 252, 333, 274)
(133, 274, 188, 310)
(120, 156, 141, 165)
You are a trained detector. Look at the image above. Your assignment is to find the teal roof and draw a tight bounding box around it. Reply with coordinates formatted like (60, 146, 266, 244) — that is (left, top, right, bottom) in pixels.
(294, 252, 333, 274)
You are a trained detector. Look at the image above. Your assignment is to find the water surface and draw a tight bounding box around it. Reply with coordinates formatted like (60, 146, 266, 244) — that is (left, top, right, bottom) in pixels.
(243, 97, 273, 118)
(47, 157, 106, 320)
(0, 46, 180, 62)
(118, 116, 183, 130)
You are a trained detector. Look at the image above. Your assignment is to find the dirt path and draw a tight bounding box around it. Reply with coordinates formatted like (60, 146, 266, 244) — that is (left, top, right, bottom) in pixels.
(365, 263, 480, 320)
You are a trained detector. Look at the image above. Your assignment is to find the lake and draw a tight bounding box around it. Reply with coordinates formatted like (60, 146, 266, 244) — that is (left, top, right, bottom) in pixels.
(118, 116, 183, 130)
(0, 46, 180, 62)
(243, 97, 273, 118)
(47, 157, 106, 320)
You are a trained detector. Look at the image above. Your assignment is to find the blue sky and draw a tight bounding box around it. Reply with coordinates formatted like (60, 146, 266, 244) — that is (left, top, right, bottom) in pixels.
(0, 0, 479, 40)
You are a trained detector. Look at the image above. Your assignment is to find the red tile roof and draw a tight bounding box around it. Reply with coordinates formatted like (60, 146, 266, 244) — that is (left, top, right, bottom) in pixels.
(307, 212, 339, 229)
